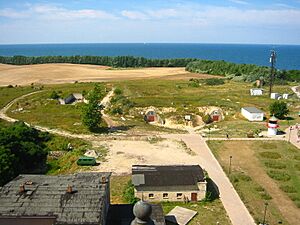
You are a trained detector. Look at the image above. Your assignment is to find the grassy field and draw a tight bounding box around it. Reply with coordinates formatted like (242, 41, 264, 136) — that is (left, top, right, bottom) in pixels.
(2, 79, 299, 136)
(6, 82, 108, 134)
(110, 175, 232, 225)
(0, 85, 35, 108)
(208, 140, 300, 225)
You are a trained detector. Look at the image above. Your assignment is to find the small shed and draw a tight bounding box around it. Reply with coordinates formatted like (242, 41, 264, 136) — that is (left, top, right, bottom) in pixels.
(241, 107, 264, 121)
(250, 88, 263, 96)
(271, 93, 281, 100)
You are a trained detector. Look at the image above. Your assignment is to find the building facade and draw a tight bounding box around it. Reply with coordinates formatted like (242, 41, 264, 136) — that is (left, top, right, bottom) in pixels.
(132, 165, 207, 202)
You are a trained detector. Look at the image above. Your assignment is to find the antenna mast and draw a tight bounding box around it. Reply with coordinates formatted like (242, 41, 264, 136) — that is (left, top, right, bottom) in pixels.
(269, 50, 276, 96)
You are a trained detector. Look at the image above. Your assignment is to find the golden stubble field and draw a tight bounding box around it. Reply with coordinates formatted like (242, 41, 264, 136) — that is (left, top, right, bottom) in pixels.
(0, 63, 214, 86)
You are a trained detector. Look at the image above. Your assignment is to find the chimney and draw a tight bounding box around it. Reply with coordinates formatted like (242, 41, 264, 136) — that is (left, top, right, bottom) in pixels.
(19, 184, 25, 193)
(66, 185, 73, 194)
(101, 176, 106, 184)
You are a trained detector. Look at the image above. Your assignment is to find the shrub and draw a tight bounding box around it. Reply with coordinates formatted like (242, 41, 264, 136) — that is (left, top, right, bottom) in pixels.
(267, 170, 291, 181)
(260, 192, 272, 200)
(269, 101, 289, 119)
(114, 88, 123, 95)
(7, 84, 14, 88)
(259, 151, 281, 159)
(280, 185, 297, 193)
(205, 78, 225, 86)
(264, 161, 286, 169)
(122, 180, 139, 204)
(49, 91, 60, 99)
(294, 155, 300, 160)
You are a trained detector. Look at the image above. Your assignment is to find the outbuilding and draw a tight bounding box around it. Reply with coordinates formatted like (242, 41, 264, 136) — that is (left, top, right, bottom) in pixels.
(241, 107, 264, 121)
(132, 165, 207, 202)
(250, 88, 263, 96)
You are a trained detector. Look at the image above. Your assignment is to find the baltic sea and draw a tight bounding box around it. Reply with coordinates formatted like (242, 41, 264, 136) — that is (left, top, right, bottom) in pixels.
(0, 43, 299, 70)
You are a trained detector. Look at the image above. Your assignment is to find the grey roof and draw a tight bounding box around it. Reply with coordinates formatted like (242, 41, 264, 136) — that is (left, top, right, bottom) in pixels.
(64, 94, 76, 104)
(107, 204, 165, 225)
(242, 107, 264, 113)
(132, 165, 205, 188)
(0, 172, 111, 225)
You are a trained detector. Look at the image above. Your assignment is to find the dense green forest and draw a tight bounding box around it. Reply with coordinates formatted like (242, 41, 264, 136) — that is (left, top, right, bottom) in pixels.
(0, 55, 299, 82)
(0, 122, 49, 186)
(186, 60, 300, 82)
(0, 55, 196, 67)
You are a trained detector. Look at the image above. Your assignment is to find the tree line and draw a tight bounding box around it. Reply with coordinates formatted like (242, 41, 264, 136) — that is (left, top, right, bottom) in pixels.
(185, 60, 300, 82)
(1, 55, 299, 82)
(0, 55, 196, 67)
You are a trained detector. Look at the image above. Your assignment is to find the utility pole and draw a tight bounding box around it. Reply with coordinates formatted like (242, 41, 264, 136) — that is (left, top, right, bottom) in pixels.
(269, 50, 276, 97)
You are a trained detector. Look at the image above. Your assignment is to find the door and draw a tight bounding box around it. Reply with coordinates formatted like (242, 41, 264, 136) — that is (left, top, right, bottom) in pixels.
(212, 115, 219, 121)
(191, 193, 197, 201)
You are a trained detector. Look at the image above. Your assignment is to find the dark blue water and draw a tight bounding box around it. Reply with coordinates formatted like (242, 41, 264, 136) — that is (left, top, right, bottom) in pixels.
(0, 43, 299, 70)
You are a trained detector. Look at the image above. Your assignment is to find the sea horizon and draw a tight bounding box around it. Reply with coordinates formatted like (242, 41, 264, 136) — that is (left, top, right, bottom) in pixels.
(1, 43, 299, 70)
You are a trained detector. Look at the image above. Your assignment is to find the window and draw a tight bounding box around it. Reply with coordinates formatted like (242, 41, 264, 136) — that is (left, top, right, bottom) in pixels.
(177, 193, 183, 198)
(163, 193, 168, 199)
(149, 193, 154, 198)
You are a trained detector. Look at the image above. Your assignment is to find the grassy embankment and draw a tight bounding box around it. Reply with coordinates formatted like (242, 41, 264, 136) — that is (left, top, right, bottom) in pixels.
(208, 140, 300, 225)
(110, 175, 232, 225)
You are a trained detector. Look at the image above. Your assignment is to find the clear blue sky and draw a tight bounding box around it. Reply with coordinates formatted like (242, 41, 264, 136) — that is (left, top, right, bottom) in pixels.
(0, 0, 300, 44)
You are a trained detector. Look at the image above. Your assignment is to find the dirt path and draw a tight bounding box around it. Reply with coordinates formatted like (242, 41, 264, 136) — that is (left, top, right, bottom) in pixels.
(100, 88, 118, 128)
(220, 141, 300, 225)
(162, 134, 256, 225)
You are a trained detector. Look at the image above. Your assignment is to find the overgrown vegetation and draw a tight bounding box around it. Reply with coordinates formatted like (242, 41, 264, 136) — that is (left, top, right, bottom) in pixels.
(186, 59, 300, 82)
(0, 55, 196, 67)
(205, 78, 225, 86)
(108, 88, 135, 115)
(122, 180, 139, 204)
(0, 121, 50, 186)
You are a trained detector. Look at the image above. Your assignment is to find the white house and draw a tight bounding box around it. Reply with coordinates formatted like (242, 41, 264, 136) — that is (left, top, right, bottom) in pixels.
(241, 107, 264, 121)
(282, 93, 289, 99)
(250, 88, 263, 96)
(271, 93, 281, 100)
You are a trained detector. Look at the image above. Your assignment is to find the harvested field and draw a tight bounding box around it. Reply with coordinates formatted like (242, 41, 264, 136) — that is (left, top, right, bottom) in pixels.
(0, 63, 213, 86)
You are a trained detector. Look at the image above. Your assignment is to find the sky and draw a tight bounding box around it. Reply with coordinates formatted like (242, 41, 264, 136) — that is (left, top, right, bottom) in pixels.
(0, 0, 300, 44)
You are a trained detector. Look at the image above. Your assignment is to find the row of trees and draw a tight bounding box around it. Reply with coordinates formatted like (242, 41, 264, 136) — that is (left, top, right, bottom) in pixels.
(0, 55, 196, 68)
(186, 60, 300, 82)
(0, 122, 50, 186)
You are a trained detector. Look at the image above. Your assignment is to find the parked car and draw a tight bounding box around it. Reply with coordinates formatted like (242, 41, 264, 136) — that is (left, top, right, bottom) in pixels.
(76, 156, 96, 166)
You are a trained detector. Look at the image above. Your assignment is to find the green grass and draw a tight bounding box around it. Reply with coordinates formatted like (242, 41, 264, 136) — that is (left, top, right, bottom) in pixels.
(209, 140, 300, 224)
(6, 83, 108, 134)
(2, 80, 299, 136)
(0, 85, 35, 108)
(46, 134, 107, 175)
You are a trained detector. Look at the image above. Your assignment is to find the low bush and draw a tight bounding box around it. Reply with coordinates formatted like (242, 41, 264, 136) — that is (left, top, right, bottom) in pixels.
(205, 78, 225, 86)
(202, 114, 212, 124)
(280, 185, 297, 193)
(259, 151, 281, 159)
(294, 155, 300, 160)
(264, 161, 286, 169)
(260, 192, 272, 200)
(267, 170, 291, 181)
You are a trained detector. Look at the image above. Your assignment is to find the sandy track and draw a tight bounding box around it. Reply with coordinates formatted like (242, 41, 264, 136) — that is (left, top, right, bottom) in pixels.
(0, 63, 208, 86)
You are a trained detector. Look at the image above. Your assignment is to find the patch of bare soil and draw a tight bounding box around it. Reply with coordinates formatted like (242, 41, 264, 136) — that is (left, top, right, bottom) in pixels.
(0, 63, 198, 86)
(220, 141, 300, 225)
(91, 139, 200, 175)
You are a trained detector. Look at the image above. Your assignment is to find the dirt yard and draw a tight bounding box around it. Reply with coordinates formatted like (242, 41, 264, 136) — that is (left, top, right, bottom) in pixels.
(0, 63, 212, 86)
(91, 139, 200, 175)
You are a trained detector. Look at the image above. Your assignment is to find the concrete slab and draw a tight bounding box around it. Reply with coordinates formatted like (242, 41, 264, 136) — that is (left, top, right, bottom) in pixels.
(165, 206, 197, 225)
